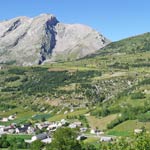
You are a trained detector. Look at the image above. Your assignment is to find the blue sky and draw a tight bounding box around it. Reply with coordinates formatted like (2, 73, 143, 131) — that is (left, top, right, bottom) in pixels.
(0, 0, 149, 41)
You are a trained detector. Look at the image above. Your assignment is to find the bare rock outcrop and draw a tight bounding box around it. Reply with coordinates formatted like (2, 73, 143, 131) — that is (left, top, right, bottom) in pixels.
(0, 14, 110, 65)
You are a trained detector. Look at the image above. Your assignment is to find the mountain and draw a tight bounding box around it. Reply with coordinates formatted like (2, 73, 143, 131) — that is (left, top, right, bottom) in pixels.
(0, 14, 110, 65)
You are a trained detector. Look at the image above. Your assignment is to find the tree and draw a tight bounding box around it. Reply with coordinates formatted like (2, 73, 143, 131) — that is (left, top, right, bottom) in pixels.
(46, 128, 82, 150)
(82, 144, 97, 150)
(135, 133, 150, 150)
(30, 140, 43, 150)
(41, 116, 46, 122)
(0, 135, 10, 148)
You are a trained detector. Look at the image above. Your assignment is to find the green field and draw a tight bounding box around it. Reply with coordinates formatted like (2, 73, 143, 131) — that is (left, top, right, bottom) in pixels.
(87, 114, 118, 130)
(48, 109, 88, 121)
(107, 120, 150, 136)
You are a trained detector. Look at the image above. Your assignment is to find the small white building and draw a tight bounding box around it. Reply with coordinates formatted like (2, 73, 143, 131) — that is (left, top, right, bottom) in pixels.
(15, 128, 20, 134)
(25, 133, 50, 143)
(80, 127, 87, 133)
(69, 124, 77, 129)
(99, 131, 104, 135)
(42, 138, 52, 144)
(47, 123, 58, 131)
(64, 111, 68, 114)
(77, 135, 87, 141)
(90, 129, 96, 134)
(1, 118, 9, 122)
(69, 121, 82, 129)
(74, 122, 82, 127)
(32, 133, 49, 141)
(61, 119, 68, 125)
(27, 126, 35, 134)
(134, 129, 143, 134)
(8, 129, 15, 134)
(0, 126, 5, 133)
(100, 136, 113, 142)
(8, 115, 15, 120)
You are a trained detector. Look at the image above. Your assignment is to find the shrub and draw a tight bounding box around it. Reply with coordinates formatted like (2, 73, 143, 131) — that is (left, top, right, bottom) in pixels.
(131, 92, 145, 99)
(137, 113, 150, 122)
(5, 76, 20, 82)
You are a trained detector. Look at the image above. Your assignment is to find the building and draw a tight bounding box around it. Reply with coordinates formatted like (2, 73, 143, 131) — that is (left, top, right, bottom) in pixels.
(134, 129, 143, 134)
(25, 133, 51, 143)
(1, 118, 9, 122)
(80, 127, 87, 133)
(32, 133, 49, 141)
(41, 138, 52, 144)
(69, 121, 82, 128)
(77, 135, 87, 141)
(100, 136, 113, 142)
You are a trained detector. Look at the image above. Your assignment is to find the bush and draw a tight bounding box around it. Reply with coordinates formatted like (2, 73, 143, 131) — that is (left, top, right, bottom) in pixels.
(47, 128, 82, 150)
(137, 113, 150, 122)
(8, 68, 26, 75)
(5, 76, 20, 82)
(107, 115, 128, 129)
(131, 92, 145, 99)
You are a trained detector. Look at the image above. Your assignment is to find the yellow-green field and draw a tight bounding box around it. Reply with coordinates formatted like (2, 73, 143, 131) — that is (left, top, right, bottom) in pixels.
(107, 120, 150, 136)
(87, 114, 118, 130)
(48, 109, 88, 121)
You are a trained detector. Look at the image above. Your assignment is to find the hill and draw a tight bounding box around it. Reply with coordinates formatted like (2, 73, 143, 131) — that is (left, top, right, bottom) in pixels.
(0, 32, 150, 137)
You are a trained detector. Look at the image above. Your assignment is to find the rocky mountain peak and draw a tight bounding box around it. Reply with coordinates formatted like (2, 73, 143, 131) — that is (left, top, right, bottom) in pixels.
(0, 14, 110, 65)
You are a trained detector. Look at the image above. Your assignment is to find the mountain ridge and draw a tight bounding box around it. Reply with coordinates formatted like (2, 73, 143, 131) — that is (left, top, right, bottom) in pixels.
(0, 14, 110, 65)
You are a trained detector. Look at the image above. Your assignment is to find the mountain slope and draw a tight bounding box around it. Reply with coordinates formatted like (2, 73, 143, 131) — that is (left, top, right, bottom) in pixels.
(0, 14, 110, 65)
(97, 32, 150, 54)
(0, 32, 150, 135)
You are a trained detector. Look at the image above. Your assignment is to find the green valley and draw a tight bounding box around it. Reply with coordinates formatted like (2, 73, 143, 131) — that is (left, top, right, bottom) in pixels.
(0, 32, 150, 149)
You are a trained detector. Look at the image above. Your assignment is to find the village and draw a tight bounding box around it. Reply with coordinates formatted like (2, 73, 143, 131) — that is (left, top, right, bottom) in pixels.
(0, 112, 145, 146)
(0, 113, 118, 145)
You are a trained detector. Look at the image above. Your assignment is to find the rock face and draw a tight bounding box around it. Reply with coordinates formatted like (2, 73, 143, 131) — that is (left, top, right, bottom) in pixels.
(0, 14, 110, 65)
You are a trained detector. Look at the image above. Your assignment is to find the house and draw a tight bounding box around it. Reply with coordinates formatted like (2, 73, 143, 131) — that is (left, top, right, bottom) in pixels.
(69, 121, 82, 128)
(90, 129, 96, 134)
(27, 126, 35, 134)
(100, 136, 113, 142)
(95, 129, 103, 135)
(35, 122, 50, 130)
(80, 127, 87, 133)
(4, 126, 14, 132)
(1, 118, 9, 122)
(77, 135, 87, 141)
(25, 133, 50, 143)
(0, 125, 5, 131)
(70, 109, 74, 112)
(74, 122, 82, 127)
(64, 111, 68, 114)
(61, 119, 68, 126)
(69, 123, 77, 129)
(15, 124, 30, 134)
(32, 133, 49, 141)
(47, 123, 58, 131)
(134, 129, 143, 134)
(41, 138, 52, 144)
(99, 131, 104, 135)
(90, 129, 103, 135)
(0, 125, 15, 134)
(0, 126, 5, 133)
(8, 129, 15, 134)
(15, 127, 27, 134)
(8, 115, 16, 120)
